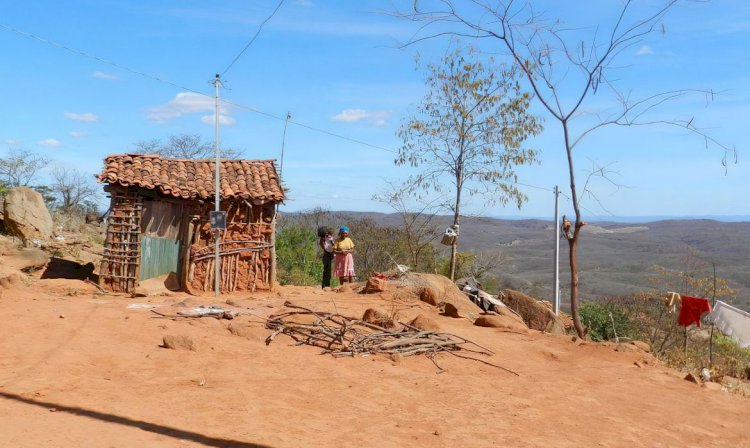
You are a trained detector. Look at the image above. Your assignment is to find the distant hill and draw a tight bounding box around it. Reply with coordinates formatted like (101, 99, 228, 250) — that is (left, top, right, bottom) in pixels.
(329, 212, 750, 312)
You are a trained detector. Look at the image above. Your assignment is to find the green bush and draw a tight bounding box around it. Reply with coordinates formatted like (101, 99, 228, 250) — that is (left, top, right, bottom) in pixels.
(275, 225, 322, 286)
(580, 300, 637, 342)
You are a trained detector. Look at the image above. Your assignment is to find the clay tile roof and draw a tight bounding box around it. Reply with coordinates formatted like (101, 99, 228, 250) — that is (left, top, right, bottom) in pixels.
(97, 154, 285, 203)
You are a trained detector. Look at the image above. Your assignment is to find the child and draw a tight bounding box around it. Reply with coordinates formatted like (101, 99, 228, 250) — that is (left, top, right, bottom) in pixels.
(333, 226, 355, 284)
(319, 227, 334, 288)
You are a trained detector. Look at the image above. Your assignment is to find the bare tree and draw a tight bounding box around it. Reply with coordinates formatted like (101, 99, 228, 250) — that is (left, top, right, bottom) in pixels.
(396, 0, 737, 336)
(134, 133, 242, 159)
(396, 47, 542, 280)
(373, 182, 440, 271)
(0, 149, 49, 187)
(51, 167, 98, 213)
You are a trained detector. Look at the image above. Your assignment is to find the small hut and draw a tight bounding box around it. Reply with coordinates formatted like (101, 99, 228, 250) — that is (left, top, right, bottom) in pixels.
(97, 154, 284, 294)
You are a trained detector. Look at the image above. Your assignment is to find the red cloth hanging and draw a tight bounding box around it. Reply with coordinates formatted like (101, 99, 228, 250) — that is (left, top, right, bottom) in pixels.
(678, 296, 711, 327)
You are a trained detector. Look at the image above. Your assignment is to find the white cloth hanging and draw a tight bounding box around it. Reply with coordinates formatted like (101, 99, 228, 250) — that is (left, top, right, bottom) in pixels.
(706, 301, 750, 348)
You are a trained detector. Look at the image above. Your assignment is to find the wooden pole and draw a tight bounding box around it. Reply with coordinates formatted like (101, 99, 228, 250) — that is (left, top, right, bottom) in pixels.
(270, 213, 277, 291)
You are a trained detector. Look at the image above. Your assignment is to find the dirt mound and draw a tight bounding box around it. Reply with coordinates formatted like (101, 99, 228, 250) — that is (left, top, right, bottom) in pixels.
(499, 289, 565, 334)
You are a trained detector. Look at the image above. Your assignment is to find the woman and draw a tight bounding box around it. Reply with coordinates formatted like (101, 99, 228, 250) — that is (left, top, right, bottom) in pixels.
(319, 227, 334, 288)
(333, 226, 355, 284)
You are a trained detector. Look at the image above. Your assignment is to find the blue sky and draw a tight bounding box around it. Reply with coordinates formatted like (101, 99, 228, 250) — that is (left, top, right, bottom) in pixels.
(0, 0, 747, 220)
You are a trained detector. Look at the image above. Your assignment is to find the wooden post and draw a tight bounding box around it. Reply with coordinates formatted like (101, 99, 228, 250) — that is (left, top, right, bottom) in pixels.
(270, 214, 277, 291)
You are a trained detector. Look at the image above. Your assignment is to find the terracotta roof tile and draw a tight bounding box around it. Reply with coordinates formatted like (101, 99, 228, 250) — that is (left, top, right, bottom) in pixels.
(98, 154, 284, 203)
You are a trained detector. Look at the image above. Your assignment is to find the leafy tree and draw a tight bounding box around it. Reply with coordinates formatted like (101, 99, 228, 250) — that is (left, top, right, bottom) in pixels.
(396, 47, 542, 281)
(275, 225, 322, 286)
(135, 133, 242, 159)
(397, 1, 737, 337)
(0, 149, 49, 187)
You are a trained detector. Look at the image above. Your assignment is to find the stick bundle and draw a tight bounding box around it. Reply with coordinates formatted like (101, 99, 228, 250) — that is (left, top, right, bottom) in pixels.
(264, 302, 518, 375)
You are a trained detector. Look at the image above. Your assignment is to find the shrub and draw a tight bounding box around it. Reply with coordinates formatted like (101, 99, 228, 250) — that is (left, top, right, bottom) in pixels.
(579, 300, 637, 342)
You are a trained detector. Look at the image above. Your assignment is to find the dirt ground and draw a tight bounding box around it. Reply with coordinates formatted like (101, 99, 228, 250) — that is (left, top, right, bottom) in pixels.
(0, 277, 748, 448)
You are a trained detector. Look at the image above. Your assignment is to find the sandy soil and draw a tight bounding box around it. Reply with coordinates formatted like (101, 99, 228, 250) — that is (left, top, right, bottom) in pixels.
(0, 278, 748, 448)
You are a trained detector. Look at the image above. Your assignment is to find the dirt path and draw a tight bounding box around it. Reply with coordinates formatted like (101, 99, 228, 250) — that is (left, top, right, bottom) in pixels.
(0, 280, 747, 447)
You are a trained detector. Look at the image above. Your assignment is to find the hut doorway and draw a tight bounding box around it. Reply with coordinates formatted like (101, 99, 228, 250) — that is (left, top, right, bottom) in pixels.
(138, 199, 188, 287)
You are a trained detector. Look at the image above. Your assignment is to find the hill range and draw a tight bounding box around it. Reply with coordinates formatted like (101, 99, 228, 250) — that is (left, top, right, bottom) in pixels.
(338, 212, 750, 312)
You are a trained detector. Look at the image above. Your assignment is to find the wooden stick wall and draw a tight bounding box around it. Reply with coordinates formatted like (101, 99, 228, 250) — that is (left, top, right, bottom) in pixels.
(186, 201, 276, 293)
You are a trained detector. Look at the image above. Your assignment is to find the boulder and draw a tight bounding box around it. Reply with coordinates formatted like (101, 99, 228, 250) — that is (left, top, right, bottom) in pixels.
(3, 187, 53, 244)
(499, 289, 566, 334)
(0, 235, 18, 256)
(362, 308, 395, 328)
(441, 302, 461, 318)
(406, 273, 480, 317)
(363, 276, 387, 293)
(409, 314, 441, 331)
(162, 335, 197, 351)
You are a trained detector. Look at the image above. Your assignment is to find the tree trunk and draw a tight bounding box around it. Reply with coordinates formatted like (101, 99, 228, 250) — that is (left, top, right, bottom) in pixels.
(568, 232, 584, 337)
(449, 177, 462, 281)
(449, 211, 460, 281)
(563, 120, 586, 337)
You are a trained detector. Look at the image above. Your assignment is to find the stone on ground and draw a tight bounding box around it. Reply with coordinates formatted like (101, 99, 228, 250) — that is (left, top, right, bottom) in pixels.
(3, 186, 54, 244)
(162, 334, 197, 351)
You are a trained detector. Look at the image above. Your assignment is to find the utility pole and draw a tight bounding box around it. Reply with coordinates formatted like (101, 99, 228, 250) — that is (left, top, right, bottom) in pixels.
(553, 185, 560, 315)
(214, 74, 222, 297)
(279, 112, 291, 178)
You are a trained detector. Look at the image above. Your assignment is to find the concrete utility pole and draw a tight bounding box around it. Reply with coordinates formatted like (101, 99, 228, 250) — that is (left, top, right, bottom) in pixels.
(553, 185, 560, 315)
(214, 74, 221, 297)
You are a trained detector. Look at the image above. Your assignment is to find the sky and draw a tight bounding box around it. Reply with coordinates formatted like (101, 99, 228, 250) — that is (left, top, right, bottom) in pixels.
(0, 0, 748, 220)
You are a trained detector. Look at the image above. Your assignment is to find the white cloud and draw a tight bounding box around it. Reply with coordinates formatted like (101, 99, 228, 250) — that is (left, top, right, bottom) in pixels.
(70, 131, 86, 138)
(636, 45, 654, 56)
(331, 108, 391, 126)
(64, 112, 98, 122)
(200, 114, 236, 126)
(147, 92, 233, 124)
(93, 71, 119, 80)
(38, 138, 63, 147)
(3, 139, 20, 147)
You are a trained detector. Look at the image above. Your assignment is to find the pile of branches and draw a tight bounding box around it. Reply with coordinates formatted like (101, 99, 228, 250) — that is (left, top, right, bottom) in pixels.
(265, 301, 518, 375)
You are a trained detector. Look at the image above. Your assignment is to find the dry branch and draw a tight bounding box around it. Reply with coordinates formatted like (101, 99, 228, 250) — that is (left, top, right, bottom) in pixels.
(263, 302, 517, 375)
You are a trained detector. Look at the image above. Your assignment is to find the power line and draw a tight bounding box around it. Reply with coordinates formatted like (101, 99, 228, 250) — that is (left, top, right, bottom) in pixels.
(0, 22, 583, 190)
(0, 23, 201, 95)
(0, 22, 397, 154)
(220, 0, 285, 77)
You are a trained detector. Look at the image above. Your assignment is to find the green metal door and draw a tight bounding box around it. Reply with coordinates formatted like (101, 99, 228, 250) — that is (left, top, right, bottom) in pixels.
(139, 235, 181, 281)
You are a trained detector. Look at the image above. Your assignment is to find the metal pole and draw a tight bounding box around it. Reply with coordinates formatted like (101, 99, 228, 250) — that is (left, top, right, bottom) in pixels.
(214, 74, 221, 297)
(553, 185, 560, 315)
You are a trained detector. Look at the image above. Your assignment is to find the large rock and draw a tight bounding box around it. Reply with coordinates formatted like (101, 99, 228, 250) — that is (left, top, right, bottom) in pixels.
(408, 273, 481, 318)
(3, 187, 53, 244)
(499, 289, 566, 334)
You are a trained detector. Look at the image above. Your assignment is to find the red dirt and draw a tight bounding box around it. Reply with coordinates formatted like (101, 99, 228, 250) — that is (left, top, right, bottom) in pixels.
(0, 279, 747, 447)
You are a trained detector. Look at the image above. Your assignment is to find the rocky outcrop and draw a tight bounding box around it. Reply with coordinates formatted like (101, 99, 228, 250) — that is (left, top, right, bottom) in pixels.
(3, 186, 53, 245)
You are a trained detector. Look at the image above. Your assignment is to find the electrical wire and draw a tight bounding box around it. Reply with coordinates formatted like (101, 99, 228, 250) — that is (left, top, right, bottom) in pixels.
(220, 0, 285, 77)
(0, 21, 397, 154)
(0, 22, 564, 190)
